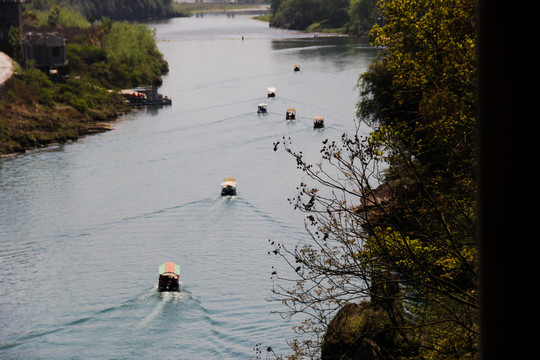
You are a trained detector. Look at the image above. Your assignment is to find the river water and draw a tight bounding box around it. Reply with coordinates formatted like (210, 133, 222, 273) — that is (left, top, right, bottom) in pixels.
(0, 11, 377, 359)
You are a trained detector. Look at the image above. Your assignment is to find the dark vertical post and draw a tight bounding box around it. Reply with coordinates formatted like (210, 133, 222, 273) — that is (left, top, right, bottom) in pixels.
(478, 1, 537, 359)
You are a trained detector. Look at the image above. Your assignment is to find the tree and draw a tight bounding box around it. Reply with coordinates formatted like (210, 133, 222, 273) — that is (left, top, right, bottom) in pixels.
(318, 0, 350, 27)
(270, 0, 479, 359)
(362, 0, 477, 177)
(348, 0, 379, 34)
(7, 26, 22, 62)
(270, 0, 283, 15)
(47, 5, 62, 27)
(270, 0, 318, 30)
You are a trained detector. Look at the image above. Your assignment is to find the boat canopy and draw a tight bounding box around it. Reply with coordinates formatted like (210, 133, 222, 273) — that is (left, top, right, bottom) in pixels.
(287, 108, 296, 113)
(133, 86, 152, 93)
(313, 116, 325, 128)
(267, 87, 276, 93)
(221, 177, 237, 187)
(159, 262, 180, 276)
(120, 89, 146, 98)
(259, 103, 267, 107)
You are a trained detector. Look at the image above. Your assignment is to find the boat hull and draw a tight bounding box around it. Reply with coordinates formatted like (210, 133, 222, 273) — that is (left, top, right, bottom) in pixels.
(158, 274, 179, 292)
(221, 185, 237, 196)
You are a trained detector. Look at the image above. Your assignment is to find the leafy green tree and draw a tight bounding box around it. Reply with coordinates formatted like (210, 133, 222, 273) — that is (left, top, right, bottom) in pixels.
(271, 0, 479, 359)
(362, 0, 477, 171)
(270, 0, 283, 15)
(7, 26, 22, 62)
(47, 5, 61, 27)
(348, 0, 379, 34)
(270, 0, 318, 30)
(103, 21, 168, 88)
(26, 0, 177, 21)
(318, 0, 350, 27)
(269, 0, 378, 32)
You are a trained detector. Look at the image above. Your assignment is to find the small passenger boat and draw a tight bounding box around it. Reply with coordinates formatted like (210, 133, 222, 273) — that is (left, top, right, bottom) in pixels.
(158, 262, 180, 292)
(286, 108, 296, 120)
(267, 87, 276, 97)
(221, 177, 237, 196)
(257, 103, 267, 113)
(293, 64, 301, 72)
(313, 116, 325, 129)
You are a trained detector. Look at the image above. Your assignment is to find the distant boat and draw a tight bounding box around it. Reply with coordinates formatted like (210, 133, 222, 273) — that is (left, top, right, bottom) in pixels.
(158, 262, 180, 292)
(293, 64, 301, 72)
(313, 116, 325, 129)
(122, 86, 172, 106)
(221, 177, 237, 196)
(257, 103, 267, 113)
(286, 108, 296, 120)
(267, 87, 276, 97)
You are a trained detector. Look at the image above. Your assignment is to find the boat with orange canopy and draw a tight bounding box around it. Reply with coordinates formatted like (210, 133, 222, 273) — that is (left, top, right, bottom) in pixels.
(158, 262, 180, 292)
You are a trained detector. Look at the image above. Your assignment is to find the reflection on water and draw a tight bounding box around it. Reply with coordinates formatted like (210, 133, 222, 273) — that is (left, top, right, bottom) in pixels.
(272, 36, 376, 72)
(0, 12, 377, 359)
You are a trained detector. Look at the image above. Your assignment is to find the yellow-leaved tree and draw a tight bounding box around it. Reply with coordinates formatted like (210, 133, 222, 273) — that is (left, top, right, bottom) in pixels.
(270, 1, 479, 359)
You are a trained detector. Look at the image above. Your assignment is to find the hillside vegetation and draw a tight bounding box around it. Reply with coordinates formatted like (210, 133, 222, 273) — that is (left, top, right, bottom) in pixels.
(269, 0, 379, 35)
(25, 0, 179, 21)
(1, 9, 169, 155)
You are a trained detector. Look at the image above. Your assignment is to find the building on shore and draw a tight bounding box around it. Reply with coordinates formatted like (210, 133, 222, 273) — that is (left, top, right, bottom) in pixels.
(22, 32, 68, 72)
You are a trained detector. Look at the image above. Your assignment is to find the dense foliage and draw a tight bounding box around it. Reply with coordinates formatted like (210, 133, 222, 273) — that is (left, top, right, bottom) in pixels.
(271, 0, 479, 359)
(270, 0, 379, 34)
(25, 0, 177, 21)
(65, 20, 169, 89)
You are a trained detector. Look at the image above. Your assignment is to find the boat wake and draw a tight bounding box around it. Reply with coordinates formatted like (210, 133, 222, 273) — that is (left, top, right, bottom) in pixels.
(134, 284, 193, 330)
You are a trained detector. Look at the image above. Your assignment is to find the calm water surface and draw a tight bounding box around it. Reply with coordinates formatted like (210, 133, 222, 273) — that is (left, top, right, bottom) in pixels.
(0, 12, 377, 359)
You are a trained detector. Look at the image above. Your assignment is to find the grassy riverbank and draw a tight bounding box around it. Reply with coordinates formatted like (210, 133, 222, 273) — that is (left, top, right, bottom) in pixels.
(0, 67, 130, 156)
(0, 16, 168, 156)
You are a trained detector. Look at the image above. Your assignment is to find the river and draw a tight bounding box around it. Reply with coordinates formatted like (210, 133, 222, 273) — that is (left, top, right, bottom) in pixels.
(0, 11, 378, 359)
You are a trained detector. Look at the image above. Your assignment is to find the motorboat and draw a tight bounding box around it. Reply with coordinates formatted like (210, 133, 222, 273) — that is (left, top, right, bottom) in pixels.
(221, 177, 237, 196)
(313, 116, 325, 129)
(286, 108, 296, 120)
(267, 87, 276, 97)
(257, 103, 267, 113)
(293, 64, 301, 72)
(158, 262, 180, 292)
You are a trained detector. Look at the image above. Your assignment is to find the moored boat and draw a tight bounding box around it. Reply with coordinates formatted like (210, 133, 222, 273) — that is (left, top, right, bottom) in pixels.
(267, 87, 276, 97)
(257, 103, 267, 113)
(122, 86, 172, 106)
(158, 262, 180, 292)
(221, 177, 237, 196)
(293, 64, 301, 72)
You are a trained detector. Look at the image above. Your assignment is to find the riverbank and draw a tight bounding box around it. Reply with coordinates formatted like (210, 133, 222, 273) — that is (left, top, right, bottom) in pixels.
(0, 16, 169, 157)
(0, 81, 130, 156)
(173, 2, 269, 15)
